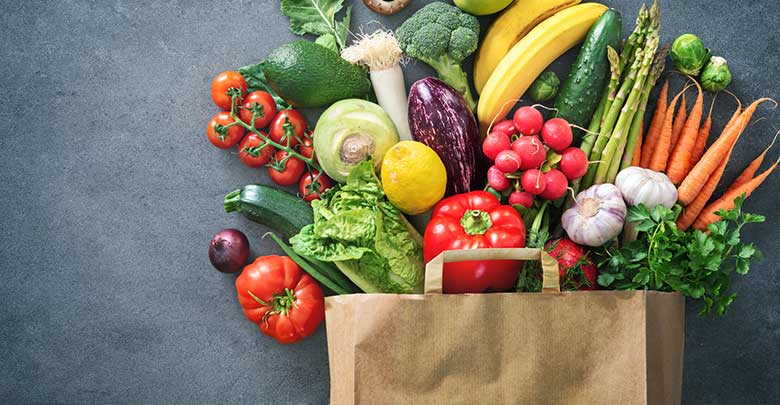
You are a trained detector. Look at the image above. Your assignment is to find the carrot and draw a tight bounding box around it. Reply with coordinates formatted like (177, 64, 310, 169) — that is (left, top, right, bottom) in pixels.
(690, 95, 724, 165)
(676, 152, 731, 230)
(649, 90, 684, 172)
(690, 116, 712, 166)
(667, 79, 703, 184)
(725, 131, 779, 193)
(677, 98, 775, 205)
(632, 125, 643, 166)
(640, 79, 668, 167)
(692, 157, 780, 230)
(676, 97, 747, 229)
(670, 92, 687, 149)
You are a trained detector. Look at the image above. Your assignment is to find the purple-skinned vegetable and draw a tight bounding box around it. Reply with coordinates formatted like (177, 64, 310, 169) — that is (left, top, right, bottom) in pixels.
(408, 77, 480, 195)
(209, 229, 250, 273)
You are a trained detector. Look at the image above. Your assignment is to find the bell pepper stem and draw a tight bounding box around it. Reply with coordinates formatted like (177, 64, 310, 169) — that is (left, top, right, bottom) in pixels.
(460, 210, 492, 235)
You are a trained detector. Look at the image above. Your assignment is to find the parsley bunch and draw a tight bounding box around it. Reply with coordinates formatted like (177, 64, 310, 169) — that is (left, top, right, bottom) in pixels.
(597, 195, 765, 316)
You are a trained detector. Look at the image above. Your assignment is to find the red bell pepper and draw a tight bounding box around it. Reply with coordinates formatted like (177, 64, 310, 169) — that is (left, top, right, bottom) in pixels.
(236, 255, 325, 344)
(423, 191, 526, 293)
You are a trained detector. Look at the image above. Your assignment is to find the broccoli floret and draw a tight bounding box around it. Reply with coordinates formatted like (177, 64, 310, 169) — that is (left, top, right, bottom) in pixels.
(396, 2, 479, 111)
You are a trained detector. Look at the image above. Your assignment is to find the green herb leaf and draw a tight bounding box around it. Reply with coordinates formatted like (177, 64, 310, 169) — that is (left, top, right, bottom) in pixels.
(237, 62, 287, 108)
(598, 199, 765, 317)
(743, 213, 766, 223)
(280, 0, 351, 50)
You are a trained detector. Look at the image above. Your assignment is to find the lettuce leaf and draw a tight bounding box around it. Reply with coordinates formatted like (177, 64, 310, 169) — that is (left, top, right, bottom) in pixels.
(290, 161, 424, 293)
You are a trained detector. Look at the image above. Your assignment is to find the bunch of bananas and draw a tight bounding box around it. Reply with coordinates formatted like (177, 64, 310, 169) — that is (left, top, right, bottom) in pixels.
(474, 0, 607, 135)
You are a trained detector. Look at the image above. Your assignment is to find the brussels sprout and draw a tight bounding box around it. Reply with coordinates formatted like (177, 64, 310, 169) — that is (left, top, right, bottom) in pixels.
(670, 34, 711, 76)
(700, 56, 732, 92)
(528, 71, 560, 102)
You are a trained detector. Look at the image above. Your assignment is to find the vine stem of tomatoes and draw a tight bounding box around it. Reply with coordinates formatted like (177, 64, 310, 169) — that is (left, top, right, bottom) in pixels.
(221, 90, 325, 193)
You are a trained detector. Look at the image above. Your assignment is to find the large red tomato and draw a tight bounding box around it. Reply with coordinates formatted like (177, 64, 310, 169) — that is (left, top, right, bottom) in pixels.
(235, 256, 325, 344)
(544, 238, 598, 291)
(424, 191, 526, 294)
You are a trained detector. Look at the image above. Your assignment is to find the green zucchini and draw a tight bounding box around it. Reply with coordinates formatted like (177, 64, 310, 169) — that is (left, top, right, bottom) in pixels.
(224, 185, 313, 239)
(554, 9, 622, 143)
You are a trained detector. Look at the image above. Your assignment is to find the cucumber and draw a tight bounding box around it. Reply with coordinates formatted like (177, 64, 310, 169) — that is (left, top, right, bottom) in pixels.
(554, 9, 622, 143)
(224, 185, 313, 239)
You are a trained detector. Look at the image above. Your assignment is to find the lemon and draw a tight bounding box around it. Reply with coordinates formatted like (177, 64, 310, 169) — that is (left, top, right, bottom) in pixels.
(381, 141, 447, 215)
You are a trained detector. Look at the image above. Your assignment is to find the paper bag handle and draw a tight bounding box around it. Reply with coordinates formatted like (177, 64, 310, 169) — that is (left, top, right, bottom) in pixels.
(424, 248, 560, 295)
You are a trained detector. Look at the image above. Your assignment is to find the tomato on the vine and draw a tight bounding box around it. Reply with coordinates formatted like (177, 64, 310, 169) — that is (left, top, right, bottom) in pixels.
(239, 91, 278, 129)
(207, 112, 245, 149)
(211, 71, 247, 110)
(270, 109, 307, 148)
(298, 170, 332, 202)
(238, 133, 274, 168)
(297, 131, 314, 159)
(268, 150, 305, 186)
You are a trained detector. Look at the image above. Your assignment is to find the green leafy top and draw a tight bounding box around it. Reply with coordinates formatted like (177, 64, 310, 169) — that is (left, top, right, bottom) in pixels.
(597, 195, 765, 317)
(290, 160, 424, 294)
(280, 0, 351, 50)
(237, 62, 287, 108)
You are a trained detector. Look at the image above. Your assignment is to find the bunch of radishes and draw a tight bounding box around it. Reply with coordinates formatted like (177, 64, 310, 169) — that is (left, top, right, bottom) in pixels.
(482, 106, 589, 207)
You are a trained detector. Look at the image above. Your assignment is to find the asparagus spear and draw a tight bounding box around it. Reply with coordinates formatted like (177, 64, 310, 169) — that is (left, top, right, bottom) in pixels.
(619, 4, 648, 78)
(619, 46, 668, 173)
(567, 47, 621, 206)
(580, 46, 645, 189)
(595, 32, 660, 184)
(581, 47, 621, 158)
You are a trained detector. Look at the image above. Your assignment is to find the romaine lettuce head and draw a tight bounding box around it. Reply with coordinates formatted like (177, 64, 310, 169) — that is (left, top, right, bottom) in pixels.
(290, 160, 424, 293)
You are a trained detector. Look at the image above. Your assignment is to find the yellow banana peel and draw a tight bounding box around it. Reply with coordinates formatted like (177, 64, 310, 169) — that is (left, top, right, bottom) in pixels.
(477, 3, 608, 136)
(473, 0, 582, 94)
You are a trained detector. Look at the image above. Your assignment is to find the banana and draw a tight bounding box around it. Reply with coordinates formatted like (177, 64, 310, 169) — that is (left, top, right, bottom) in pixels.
(473, 0, 582, 94)
(477, 3, 608, 136)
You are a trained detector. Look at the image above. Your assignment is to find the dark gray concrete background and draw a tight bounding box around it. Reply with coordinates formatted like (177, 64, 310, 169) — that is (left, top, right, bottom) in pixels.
(1, 0, 778, 403)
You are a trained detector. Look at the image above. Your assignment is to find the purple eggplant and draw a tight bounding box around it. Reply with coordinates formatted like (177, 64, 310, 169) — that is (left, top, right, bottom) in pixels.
(408, 77, 481, 195)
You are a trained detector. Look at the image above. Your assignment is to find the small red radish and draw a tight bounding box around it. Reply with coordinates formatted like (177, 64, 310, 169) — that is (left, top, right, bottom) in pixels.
(493, 119, 517, 135)
(482, 131, 512, 160)
(559, 147, 588, 180)
(509, 191, 534, 208)
(520, 169, 546, 195)
(513, 106, 544, 135)
(494, 150, 522, 173)
(487, 165, 510, 191)
(511, 136, 546, 170)
(539, 169, 568, 200)
(541, 118, 573, 152)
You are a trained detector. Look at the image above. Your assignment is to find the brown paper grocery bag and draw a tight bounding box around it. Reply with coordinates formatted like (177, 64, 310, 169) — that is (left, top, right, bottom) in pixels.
(325, 248, 684, 405)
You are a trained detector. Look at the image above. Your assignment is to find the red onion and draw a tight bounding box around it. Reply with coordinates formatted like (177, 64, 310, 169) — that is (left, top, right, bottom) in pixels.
(209, 229, 250, 273)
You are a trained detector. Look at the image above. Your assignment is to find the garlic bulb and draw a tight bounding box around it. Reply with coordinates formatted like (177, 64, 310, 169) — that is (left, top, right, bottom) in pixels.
(615, 166, 678, 208)
(562, 184, 627, 247)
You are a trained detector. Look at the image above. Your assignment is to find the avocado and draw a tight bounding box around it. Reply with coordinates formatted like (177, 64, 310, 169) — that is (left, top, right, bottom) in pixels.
(262, 41, 372, 108)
